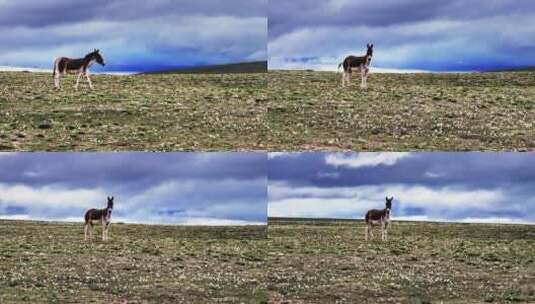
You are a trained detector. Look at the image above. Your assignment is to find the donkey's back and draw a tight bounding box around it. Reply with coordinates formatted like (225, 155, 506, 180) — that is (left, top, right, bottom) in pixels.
(84, 208, 105, 223)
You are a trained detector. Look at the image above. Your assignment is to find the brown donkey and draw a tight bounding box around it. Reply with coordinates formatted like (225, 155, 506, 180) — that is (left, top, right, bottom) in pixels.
(84, 196, 114, 242)
(339, 43, 373, 89)
(53, 49, 105, 90)
(365, 196, 392, 241)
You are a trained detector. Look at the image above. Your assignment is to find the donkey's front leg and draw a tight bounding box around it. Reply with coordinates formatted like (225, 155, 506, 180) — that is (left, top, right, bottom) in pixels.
(381, 221, 385, 241)
(365, 224, 369, 241)
(101, 218, 106, 241)
(85, 72, 94, 90)
(360, 68, 367, 89)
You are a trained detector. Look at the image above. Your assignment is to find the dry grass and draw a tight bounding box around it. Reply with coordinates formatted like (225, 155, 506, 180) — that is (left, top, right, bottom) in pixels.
(0, 220, 268, 303)
(0, 72, 267, 151)
(267, 71, 535, 151)
(266, 218, 535, 304)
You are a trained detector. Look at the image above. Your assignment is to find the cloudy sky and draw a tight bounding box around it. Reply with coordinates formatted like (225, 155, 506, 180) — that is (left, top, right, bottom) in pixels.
(0, 0, 266, 72)
(0, 153, 267, 225)
(268, 152, 535, 224)
(269, 0, 535, 71)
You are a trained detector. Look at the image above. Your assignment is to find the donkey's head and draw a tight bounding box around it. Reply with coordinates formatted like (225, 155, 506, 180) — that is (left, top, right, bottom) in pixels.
(385, 196, 393, 210)
(90, 49, 106, 66)
(366, 43, 374, 57)
(106, 196, 114, 209)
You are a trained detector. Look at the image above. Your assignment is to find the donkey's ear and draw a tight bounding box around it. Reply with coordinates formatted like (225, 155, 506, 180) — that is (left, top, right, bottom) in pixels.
(111, 196, 114, 200)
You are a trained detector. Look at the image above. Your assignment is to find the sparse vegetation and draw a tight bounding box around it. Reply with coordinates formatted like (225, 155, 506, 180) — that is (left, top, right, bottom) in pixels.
(267, 70, 535, 151)
(0, 220, 268, 303)
(0, 71, 267, 151)
(266, 218, 535, 303)
(2, 70, 532, 151)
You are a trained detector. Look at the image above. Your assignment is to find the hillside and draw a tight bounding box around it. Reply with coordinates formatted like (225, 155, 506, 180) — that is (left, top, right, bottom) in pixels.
(267, 218, 535, 303)
(267, 70, 535, 151)
(148, 61, 267, 74)
(0, 71, 267, 151)
(0, 220, 267, 303)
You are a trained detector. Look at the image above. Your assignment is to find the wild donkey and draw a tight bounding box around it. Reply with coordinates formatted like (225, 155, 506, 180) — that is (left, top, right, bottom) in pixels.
(339, 43, 373, 89)
(53, 49, 105, 90)
(365, 196, 392, 241)
(84, 196, 114, 242)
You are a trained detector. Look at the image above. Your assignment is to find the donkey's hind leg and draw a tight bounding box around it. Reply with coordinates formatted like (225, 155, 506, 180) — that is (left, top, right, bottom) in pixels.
(54, 73, 60, 90)
(85, 222, 94, 243)
(53, 59, 60, 89)
(75, 71, 83, 90)
(365, 224, 369, 241)
(101, 218, 106, 241)
(84, 223, 88, 241)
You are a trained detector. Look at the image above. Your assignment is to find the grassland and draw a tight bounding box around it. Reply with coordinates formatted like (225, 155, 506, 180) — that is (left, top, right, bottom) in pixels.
(267, 71, 535, 151)
(2, 70, 533, 151)
(267, 218, 535, 304)
(0, 220, 268, 303)
(0, 71, 267, 151)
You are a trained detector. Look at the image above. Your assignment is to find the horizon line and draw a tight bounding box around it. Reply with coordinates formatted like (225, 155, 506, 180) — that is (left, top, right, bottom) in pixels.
(0, 216, 267, 227)
(268, 216, 535, 226)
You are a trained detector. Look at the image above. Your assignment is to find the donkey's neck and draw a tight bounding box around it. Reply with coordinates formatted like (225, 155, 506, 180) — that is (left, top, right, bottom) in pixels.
(84, 57, 95, 68)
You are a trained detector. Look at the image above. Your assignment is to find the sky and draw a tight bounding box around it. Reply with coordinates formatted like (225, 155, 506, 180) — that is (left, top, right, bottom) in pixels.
(269, 0, 535, 72)
(0, 152, 267, 225)
(0, 0, 267, 72)
(268, 152, 535, 224)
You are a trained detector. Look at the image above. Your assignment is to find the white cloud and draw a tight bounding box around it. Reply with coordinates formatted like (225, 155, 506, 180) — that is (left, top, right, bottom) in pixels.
(316, 172, 340, 179)
(424, 171, 442, 178)
(325, 152, 412, 169)
(268, 152, 302, 159)
(395, 215, 535, 225)
(0, 184, 106, 210)
(0, 152, 17, 158)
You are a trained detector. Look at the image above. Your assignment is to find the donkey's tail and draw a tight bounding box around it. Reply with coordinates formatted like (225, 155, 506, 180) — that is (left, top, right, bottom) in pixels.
(337, 62, 342, 71)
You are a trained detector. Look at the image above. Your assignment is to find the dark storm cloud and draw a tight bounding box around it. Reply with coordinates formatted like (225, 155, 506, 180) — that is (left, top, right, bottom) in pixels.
(0, 0, 266, 28)
(0, 153, 265, 189)
(269, 1, 531, 38)
(268, 152, 535, 189)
